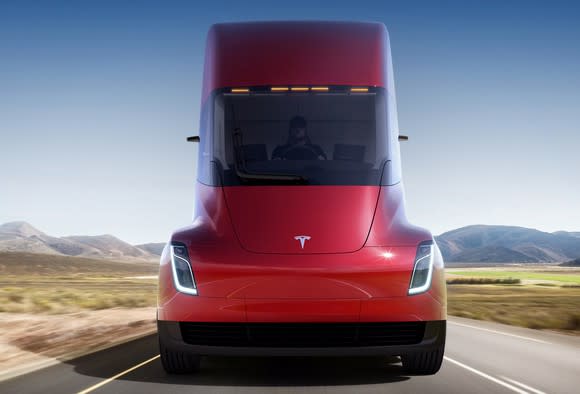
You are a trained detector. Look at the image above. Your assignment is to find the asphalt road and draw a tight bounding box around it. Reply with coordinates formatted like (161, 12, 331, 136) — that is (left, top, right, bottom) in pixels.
(2, 316, 579, 394)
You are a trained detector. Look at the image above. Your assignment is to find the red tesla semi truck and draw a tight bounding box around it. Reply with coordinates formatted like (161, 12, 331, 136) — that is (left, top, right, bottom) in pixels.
(157, 21, 446, 375)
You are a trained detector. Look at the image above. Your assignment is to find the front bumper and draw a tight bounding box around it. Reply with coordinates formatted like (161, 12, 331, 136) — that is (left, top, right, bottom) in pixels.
(157, 290, 446, 322)
(158, 319, 446, 357)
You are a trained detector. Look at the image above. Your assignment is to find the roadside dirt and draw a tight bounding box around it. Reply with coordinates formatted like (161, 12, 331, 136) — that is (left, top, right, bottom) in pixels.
(0, 307, 156, 381)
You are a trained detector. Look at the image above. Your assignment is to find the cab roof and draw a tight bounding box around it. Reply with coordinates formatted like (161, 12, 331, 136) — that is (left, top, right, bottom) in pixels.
(201, 21, 392, 101)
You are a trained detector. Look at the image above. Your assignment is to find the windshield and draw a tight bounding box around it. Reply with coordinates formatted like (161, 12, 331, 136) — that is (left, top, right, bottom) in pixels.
(208, 87, 390, 186)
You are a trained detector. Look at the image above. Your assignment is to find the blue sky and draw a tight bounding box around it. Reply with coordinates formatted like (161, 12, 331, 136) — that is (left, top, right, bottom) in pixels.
(1, 0, 579, 243)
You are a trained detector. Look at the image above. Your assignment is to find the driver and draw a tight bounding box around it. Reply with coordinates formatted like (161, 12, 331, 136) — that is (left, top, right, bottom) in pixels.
(272, 116, 327, 160)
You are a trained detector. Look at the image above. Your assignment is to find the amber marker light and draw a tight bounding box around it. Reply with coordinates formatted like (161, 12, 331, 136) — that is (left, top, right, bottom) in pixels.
(350, 87, 369, 92)
(271, 87, 289, 92)
(311, 86, 329, 91)
(290, 87, 309, 92)
(231, 88, 249, 93)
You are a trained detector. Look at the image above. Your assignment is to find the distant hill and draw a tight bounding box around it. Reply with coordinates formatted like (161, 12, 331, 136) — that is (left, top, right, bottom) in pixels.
(0, 221, 162, 261)
(436, 225, 580, 263)
(63, 235, 153, 260)
(135, 242, 166, 256)
(553, 231, 580, 239)
(0, 251, 158, 275)
(560, 258, 580, 267)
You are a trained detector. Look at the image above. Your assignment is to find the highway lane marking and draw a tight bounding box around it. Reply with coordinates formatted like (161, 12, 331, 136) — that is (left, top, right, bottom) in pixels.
(76, 354, 160, 394)
(444, 356, 529, 394)
(500, 376, 547, 394)
(448, 321, 551, 344)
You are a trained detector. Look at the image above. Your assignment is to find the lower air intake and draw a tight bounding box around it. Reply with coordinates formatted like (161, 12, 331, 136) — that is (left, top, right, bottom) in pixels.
(180, 322, 425, 347)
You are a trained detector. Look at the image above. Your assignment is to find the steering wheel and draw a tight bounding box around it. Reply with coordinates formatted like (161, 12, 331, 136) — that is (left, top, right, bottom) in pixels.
(282, 145, 320, 160)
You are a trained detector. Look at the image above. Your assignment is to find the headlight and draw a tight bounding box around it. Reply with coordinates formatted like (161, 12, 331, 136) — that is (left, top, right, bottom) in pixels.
(170, 243, 198, 296)
(408, 241, 434, 295)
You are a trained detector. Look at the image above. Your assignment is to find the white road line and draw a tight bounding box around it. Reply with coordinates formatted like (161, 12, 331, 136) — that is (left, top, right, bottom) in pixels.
(444, 356, 528, 394)
(76, 354, 160, 394)
(500, 376, 547, 394)
(448, 321, 551, 344)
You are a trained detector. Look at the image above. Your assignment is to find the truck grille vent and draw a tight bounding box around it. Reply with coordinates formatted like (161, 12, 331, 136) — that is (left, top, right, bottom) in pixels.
(180, 322, 425, 347)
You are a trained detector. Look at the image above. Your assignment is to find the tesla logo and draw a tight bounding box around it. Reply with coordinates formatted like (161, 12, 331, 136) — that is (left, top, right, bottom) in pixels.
(294, 235, 311, 249)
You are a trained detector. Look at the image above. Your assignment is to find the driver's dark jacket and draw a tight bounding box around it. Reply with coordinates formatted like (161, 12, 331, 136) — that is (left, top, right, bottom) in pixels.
(271, 143, 327, 160)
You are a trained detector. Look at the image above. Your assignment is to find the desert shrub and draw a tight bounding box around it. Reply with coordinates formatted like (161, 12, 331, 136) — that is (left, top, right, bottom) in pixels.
(565, 314, 580, 330)
(8, 294, 24, 303)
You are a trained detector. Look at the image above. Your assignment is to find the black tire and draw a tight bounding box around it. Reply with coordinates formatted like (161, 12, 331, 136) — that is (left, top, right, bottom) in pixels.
(159, 337, 201, 374)
(401, 343, 445, 375)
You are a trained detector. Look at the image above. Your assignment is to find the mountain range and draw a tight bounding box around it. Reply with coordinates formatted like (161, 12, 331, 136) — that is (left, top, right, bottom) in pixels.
(435, 225, 580, 263)
(0, 221, 165, 262)
(1, 221, 579, 263)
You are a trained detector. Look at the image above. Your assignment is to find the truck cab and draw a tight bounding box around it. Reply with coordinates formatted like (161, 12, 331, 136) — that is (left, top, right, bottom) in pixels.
(157, 21, 446, 375)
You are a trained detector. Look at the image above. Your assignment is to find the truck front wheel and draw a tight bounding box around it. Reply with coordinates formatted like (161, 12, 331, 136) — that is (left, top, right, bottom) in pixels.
(401, 343, 445, 375)
(159, 337, 201, 374)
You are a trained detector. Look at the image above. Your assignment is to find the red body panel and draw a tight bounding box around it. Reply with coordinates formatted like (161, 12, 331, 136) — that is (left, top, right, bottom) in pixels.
(223, 186, 379, 254)
(158, 293, 444, 323)
(202, 22, 390, 102)
(158, 183, 446, 322)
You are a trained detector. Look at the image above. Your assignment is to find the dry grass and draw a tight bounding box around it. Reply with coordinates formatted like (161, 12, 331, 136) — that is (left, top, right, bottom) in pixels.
(447, 284, 580, 332)
(447, 277, 521, 285)
(0, 282, 157, 313)
(449, 269, 580, 284)
(446, 266, 580, 332)
(0, 253, 160, 378)
(0, 252, 158, 314)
